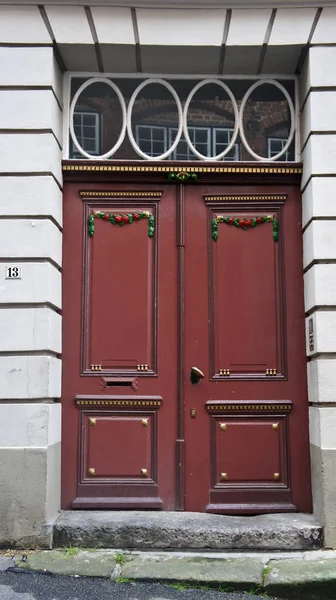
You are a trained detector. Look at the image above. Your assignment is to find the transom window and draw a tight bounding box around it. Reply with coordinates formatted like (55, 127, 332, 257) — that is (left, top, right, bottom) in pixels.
(67, 77, 296, 162)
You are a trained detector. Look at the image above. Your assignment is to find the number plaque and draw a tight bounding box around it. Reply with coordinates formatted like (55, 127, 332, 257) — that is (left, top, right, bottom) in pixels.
(5, 266, 22, 280)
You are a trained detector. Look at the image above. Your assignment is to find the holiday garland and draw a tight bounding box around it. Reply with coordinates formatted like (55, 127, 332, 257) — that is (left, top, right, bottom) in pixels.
(88, 211, 154, 238)
(167, 172, 198, 183)
(212, 215, 278, 242)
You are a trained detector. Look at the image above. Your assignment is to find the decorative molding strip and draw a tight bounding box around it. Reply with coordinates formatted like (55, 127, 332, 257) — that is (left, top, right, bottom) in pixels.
(206, 401, 292, 413)
(63, 164, 302, 175)
(76, 399, 162, 407)
(204, 195, 287, 202)
(80, 191, 162, 198)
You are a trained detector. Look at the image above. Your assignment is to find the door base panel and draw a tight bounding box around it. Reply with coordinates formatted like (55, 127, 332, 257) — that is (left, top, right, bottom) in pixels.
(72, 497, 164, 509)
(206, 502, 297, 514)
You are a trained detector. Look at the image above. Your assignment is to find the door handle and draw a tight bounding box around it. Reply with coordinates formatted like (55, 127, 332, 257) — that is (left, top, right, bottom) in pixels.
(190, 366, 205, 386)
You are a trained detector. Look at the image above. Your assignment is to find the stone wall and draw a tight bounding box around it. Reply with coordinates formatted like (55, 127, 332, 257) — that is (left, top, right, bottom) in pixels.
(301, 14, 336, 547)
(0, 7, 62, 547)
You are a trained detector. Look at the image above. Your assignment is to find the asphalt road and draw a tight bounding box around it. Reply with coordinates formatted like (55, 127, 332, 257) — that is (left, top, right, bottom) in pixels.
(0, 570, 278, 600)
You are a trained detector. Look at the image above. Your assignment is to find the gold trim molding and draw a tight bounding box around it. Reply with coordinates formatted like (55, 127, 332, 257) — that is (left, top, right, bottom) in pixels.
(80, 191, 162, 198)
(206, 403, 292, 412)
(204, 195, 287, 202)
(63, 164, 302, 175)
(76, 399, 162, 407)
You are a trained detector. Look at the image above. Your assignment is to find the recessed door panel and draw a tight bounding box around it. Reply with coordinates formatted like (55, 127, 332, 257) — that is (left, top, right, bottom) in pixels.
(84, 204, 157, 375)
(83, 414, 153, 480)
(211, 208, 284, 378)
(213, 417, 285, 484)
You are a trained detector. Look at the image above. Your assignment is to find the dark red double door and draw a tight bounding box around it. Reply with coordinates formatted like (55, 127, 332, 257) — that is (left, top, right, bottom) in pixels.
(62, 177, 311, 513)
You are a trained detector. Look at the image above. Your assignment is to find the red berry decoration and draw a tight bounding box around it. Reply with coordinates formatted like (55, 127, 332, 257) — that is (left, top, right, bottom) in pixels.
(213, 213, 277, 242)
(89, 210, 155, 239)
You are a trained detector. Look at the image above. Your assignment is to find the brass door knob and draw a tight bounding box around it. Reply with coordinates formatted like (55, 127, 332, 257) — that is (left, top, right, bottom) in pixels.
(190, 366, 205, 386)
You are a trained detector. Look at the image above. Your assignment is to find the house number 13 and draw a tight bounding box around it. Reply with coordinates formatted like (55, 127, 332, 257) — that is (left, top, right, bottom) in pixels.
(6, 266, 22, 280)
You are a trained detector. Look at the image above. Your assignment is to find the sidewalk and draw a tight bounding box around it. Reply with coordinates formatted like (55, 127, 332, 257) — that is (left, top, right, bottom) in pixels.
(1, 548, 336, 600)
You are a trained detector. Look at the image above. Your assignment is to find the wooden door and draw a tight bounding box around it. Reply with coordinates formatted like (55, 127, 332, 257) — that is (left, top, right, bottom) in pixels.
(184, 184, 312, 513)
(62, 173, 311, 513)
(62, 183, 178, 509)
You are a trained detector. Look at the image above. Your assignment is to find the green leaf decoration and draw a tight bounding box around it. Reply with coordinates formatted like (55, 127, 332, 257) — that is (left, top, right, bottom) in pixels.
(88, 210, 155, 238)
(212, 219, 219, 242)
(88, 214, 95, 238)
(167, 172, 198, 184)
(273, 218, 279, 241)
(213, 214, 278, 242)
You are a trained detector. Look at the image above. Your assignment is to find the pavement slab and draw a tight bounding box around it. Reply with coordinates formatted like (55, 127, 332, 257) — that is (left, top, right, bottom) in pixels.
(4, 547, 336, 600)
(122, 554, 263, 587)
(14, 549, 117, 578)
(264, 556, 336, 600)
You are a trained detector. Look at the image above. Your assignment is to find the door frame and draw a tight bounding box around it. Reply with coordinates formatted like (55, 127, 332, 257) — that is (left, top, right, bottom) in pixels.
(62, 159, 307, 512)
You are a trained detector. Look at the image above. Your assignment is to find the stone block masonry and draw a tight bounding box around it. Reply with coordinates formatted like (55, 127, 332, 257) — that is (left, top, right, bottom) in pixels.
(301, 44, 336, 549)
(0, 11, 63, 547)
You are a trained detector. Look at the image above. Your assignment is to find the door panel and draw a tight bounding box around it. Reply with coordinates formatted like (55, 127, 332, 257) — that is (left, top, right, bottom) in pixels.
(213, 417, 285, 483)
(211, 206, 283, 377)
(62, 184, 177, 509)
(85, 204, 157, 375)
(184, 186, 311, 514)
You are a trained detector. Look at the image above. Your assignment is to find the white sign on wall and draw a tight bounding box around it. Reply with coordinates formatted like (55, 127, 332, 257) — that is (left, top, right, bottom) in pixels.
(5, 265, 22, 280)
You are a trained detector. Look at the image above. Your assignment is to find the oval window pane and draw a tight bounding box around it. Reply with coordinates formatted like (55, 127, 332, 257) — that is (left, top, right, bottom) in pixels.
(128, 80, 182, 160)
(241, 82, 294, 161)
(70, 79, 125, 159)
(184, 81, 238, 160)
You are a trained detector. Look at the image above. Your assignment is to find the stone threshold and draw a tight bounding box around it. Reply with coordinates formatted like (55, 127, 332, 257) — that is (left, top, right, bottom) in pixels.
(53, 511, 323, 551)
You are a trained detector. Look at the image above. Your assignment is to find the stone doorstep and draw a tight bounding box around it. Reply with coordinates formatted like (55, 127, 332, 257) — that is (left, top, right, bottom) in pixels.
(11, 548, 336, 600)
(53, 511, 323, 551)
